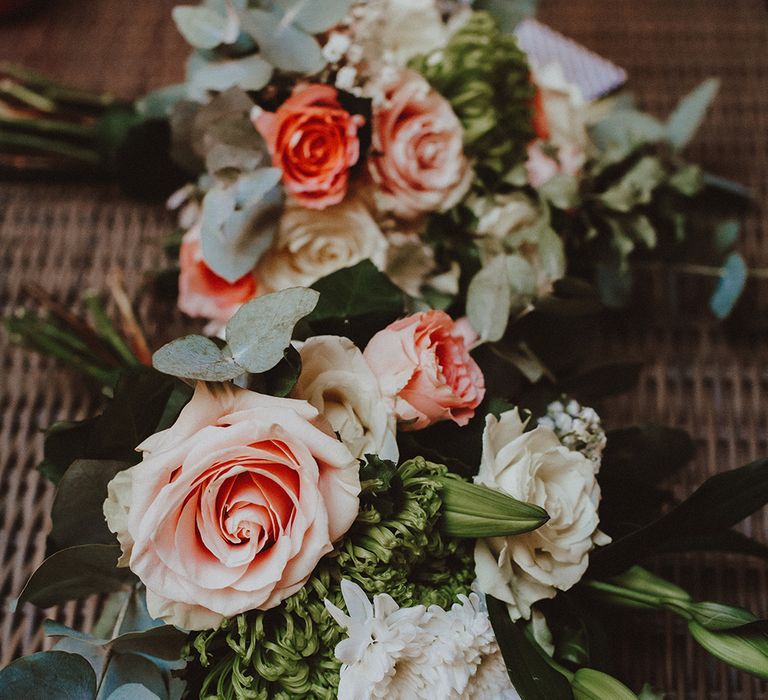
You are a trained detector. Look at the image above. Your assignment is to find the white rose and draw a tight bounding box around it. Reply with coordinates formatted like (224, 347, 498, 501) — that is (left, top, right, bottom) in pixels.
(353, 0, 448, 69)
(256, 197, 388, 292)
(474, 409, 610, 620)
(292, 336, 399, 463)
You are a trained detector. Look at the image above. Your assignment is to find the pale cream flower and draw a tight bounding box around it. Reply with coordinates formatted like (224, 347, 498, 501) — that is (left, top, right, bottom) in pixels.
(256, 196, 388, 292)
(291, 335, 399, 462)
(474, 409, 610, 620)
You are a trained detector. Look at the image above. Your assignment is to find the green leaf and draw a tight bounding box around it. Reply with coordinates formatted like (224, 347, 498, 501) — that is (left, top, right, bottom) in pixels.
(539, 174, 580, 209)
(200, 170, 283, 283)
(656, 529, 768, 560)
(473, 0, 537, 31)
(106, 685, 161, 700)
(666, 78, 719, 152)
(18, 544, 133, 608)
(97, 654, 169, 700)
(467, 254, 536, 342)
(590, 110, 665, 152)
(667, 163, 704, 197)
(152, 335, 241, 381)
(48, 460, 129, 552)
(240, 9, 325, 74)
(713, 218, 741, 254)
(591, 457, 768, 576)
(226, 287, 319, 373)
(688, 620, 768, 679)
(0, 651, 97, 700)
(187, 53, 273, 95)
(599, 156, 666, 213)
(308, 260, 405, 322)
(572, 668, 638, 700)
(487, 596, 574, 700)
(680, 601, 759, 631)
(38, 418, 99, 484)
(710, 252, 747, 319)
(172, 6, 229, 49)
(251, 344, 301, 397)
(599, 425, 695, 486)
(438, 477, 549, 537)
(276, 0, 353, 34)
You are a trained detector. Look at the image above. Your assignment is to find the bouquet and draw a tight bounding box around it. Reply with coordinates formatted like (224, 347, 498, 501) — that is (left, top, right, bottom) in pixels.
(2, 2, 765, 699)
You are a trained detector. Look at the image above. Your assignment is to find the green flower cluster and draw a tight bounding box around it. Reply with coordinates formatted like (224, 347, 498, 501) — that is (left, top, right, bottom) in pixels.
(411, 11, 535, 184)
(187, 458, 474, 700)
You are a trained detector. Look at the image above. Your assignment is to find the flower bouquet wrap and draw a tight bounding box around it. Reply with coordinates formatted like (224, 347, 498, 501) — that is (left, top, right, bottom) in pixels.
(2, 2, 766, 699)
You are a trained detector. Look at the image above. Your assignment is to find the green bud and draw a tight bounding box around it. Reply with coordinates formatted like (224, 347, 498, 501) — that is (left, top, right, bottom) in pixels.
(437, 476, 549, 537)
(610, 566, 690, 602)
(688, 621, 768, 679)
(572, 668, 639, 700)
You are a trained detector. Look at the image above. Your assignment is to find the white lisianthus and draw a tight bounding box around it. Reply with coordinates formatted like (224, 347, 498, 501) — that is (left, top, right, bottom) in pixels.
(256, 196, 388, 292)
(291, 335, 399, 463)
(325, 580, 520, 700)
(474, 409, 610, 620)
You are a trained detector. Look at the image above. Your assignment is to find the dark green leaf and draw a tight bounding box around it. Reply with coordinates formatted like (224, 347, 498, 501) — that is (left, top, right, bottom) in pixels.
(0, 651, 96, 700)
(561, 362, 643, 401)
(48, 460, 130, 553)
(591, 458, 768, 576)
(250, 345, 301, 397)
(600, 425, 695, 485)
(98, 653, 169, 700)
(487, 596, 574, 700)
(18, 544, 133, 608)
(656, 529, 768, 560)
(38, 418, 99, 484)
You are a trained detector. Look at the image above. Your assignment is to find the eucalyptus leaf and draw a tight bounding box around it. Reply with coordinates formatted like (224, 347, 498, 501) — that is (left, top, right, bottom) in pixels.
(106, 685, 161, 700)
(186, 53, 273, 96)
(98, 654, 169, 700)
(475, 0, 537, 31)
(18, 544, 133, 609)
(0, 651, 97, 700)
(226, 287, 319, 373)
(599, 156, 665, 213)
(173, 6, 229, 49)
(48, 460, 129, 552)
(467, 254, 536, 342)
(710, 252, 747, 319)
(152, 335, 241, 381)
(590, 109, 665, 152)
(539, 173, 580, 209)
(713, 218, 740, 254)
(666, 78, 719, 152)
(276, 0, 353, 33)
(240, 9, 325, 74)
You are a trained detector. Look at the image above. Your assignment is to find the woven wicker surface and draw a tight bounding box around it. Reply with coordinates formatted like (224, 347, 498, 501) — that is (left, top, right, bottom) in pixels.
(0, 1, 766, 697)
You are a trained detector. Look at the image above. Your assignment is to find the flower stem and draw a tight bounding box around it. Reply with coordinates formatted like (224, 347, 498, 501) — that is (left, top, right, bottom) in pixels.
(0, 130, 100, 164)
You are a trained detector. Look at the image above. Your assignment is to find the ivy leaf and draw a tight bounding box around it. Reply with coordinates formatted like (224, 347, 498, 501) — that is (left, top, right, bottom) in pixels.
(48, 460, 130, 553)
(0, 651, 96, 700)
(276, 0, 353, 34)
(240, 9, 325, 74)
(666, 78, 720, 152)
(173, 6, 229, 49)
(710, 252, 747, 319)
(152, 335, 241, 382)
(226, 287, 319, 373)
(18, 544, 133, 609)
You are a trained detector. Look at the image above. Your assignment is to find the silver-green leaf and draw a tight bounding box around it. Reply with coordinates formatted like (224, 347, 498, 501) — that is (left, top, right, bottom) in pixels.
(152, 335, 242, 381)
(225, 287, 319, 373)
(173, 6, 230, 50)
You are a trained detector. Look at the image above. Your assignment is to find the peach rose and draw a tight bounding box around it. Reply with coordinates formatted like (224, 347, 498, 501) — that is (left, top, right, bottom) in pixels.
(253, 84, 364, 209)
(368, 70, 471, 219)
(363, 310, 485, 431)
(178, 223, 258, 330)
(103, 383, 360, 630)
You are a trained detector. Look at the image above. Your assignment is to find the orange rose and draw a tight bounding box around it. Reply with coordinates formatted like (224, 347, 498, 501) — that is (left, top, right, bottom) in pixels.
(253, 84, 364, 209)
(178, 224, 258, 332)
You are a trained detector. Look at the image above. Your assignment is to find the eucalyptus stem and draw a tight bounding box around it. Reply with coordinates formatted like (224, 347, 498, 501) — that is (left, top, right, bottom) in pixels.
(83, 292, 139, 367)
(634, 260, 768, 281)
(0, 113, 96, 139)
(0, 130, 100, 164)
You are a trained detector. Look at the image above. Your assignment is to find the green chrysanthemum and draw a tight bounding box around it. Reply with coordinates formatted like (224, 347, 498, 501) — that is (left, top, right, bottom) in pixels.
(410, 11, 535, 185)
(186, 458, 475, 700)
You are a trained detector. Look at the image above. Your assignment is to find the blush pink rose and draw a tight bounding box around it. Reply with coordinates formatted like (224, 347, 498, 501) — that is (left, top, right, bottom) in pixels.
(253, 84, 364, 210)
(363, 310, 485, 431)
(103, 382, 360, 630)
(178, 224, 258, 328)
(368, 70, 471, 219)
(525, 139, 585, 188)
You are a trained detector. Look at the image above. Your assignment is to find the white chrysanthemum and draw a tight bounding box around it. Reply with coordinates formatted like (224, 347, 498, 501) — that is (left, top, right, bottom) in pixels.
(538, 398, 607, 465)
(326, 581, 520, 700)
